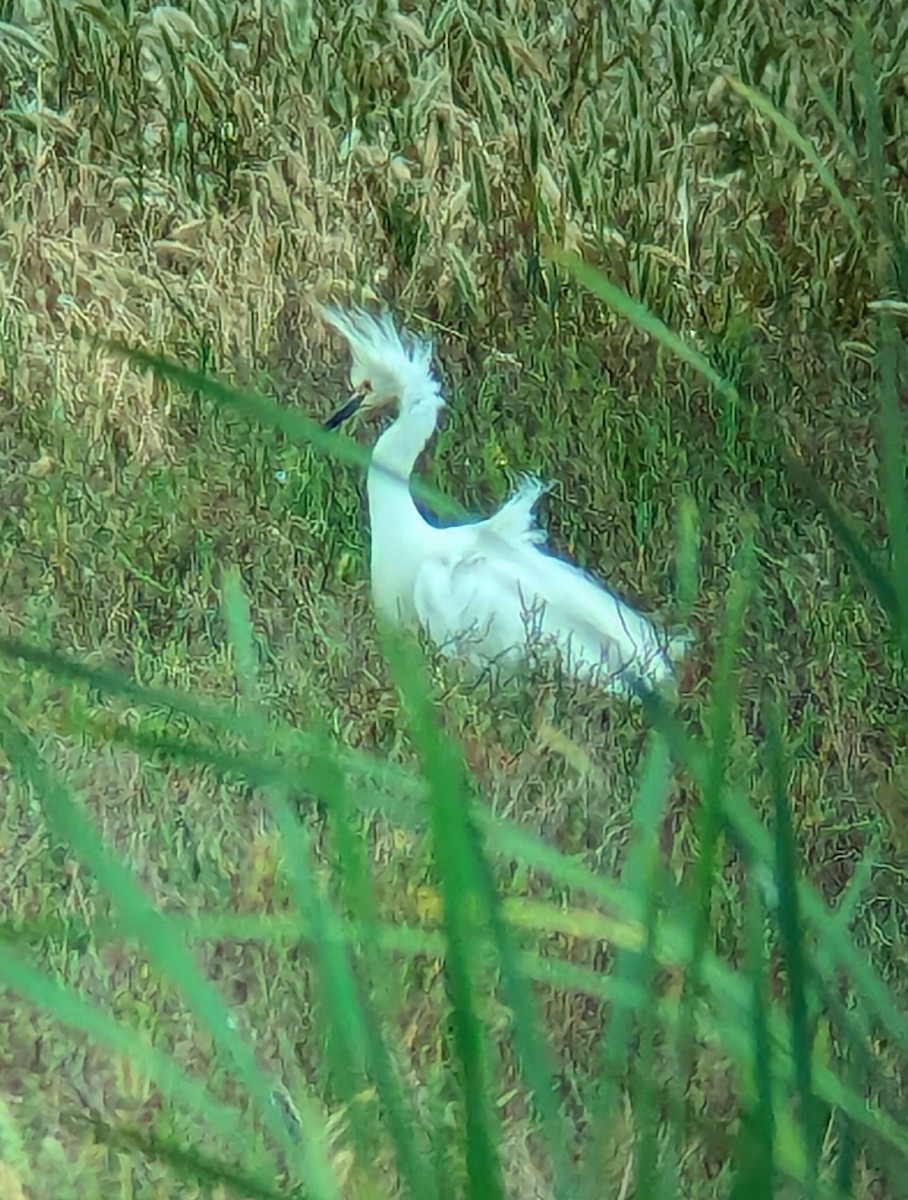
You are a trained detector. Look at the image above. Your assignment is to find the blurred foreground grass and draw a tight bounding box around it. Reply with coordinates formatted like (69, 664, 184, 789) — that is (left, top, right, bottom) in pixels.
(1, 2, 908, 1198)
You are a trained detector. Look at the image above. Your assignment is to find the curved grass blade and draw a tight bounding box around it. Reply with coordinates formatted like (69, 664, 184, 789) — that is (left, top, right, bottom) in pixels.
(0, 635, 425, 825)
(554, 235, 903, 656)
(552, 251, 747, 461)
(108, 342, 466, 521)
(551, 251, 742, 410)
(782, 458, 901, 636)
(763, 693, 820, 1197)
(806, 72, 860, 171)
(83, 1120, 293, 1200)
(724, 75, 864, 244)
(385, 635, 505, 1200)
(0, 945, 265, 1164)
(0, 704, 330, 1192)
(1, 907, 649, 1013)
(219, 569, 436, 1200)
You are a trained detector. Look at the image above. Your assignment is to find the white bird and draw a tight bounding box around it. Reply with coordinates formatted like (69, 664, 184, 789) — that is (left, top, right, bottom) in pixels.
(320, 306, 683, 698)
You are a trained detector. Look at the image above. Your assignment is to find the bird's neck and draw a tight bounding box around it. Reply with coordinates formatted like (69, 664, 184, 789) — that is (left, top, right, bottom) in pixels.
(368, 396, 441, 507)
(366, 395, 442, 622)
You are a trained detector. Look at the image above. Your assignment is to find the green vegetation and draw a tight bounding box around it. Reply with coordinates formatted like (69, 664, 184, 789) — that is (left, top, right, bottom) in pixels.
(1, 2, 907, 1197)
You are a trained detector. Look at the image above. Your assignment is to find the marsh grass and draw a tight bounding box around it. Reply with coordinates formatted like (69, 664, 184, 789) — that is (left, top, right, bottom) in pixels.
(2, 1, 908, 1197)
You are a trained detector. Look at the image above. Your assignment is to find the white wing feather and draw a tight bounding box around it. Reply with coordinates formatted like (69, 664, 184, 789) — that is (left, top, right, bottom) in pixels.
(478, 475, 549, 546)
(413, 479, 674, 695)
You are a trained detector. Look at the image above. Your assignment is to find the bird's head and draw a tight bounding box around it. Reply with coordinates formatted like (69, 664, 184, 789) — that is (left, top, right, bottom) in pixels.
(319, 305, 440, 429)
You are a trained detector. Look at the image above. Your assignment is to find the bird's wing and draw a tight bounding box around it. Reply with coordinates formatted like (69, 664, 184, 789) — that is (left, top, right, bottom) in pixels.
(413, 525, 674, 693)
(412, 549, 538, 668)
(411, 476, 552, 666)
(480, 478, 673, 685)
(476, 475, 550, 548)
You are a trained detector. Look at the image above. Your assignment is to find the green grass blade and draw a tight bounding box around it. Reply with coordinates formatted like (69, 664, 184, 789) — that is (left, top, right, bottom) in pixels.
(219, 568, 369, 1107)
(83, 1122, 294, 1200)
(853, 18, 908, 295)
(735, 795, 908, 1060)
(674, 493, 700, 622)
(221, 565, 262, 708)
(724, 75, 864, 244)
(636, 697, 908, 1169)
(769, 690, 834, 1194)
(266, 759, 433, 1196)
(729, 858, 775, 1200)
(7, 640, 907, 1192)
(781, 459, 901, 638)
(109, 342, 467, 521)
(0, 943, 263, 1162)
(873, 323, 908, 661)
(552, 251, 746, 461)
(0, 636, 424, 826)
(632, 870, 662, 1200)
(851, 19, 908, 656)
(313, 730, 438, 1200)
(387, 636, 504, 1200)
(654, 692, 908, 1058)
(0, 704, 326, 1190)
(2, 906, 653, 1017)
(217, 569, 436, 1199)
(555, 225, 903, 661)
(689, 543, 753, 979)
(268, 786, 373, 1131)
(551, 251, 742, 409)
(470, 809, 576, 1200)
(584, 734, 670, 1191)
(676, 543, 752, 1168)
(806, 71, 860, 168)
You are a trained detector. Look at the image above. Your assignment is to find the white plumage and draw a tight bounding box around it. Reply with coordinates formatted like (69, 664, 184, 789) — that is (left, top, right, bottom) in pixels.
(320, 306, 682, 698)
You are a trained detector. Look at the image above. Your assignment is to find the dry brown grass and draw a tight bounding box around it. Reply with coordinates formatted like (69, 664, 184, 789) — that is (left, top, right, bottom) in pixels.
(3, 1, 903, 459)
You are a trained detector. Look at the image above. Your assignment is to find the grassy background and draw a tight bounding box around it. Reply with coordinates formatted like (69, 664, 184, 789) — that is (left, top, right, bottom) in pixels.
(1, 1, 907, 1197)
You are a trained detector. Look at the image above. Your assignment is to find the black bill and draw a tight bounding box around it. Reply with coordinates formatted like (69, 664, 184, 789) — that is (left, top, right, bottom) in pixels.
(323, 393, 364, 430)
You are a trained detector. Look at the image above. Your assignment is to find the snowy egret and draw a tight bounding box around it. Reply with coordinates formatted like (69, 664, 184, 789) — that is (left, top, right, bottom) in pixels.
(320, 306, 682, 698)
